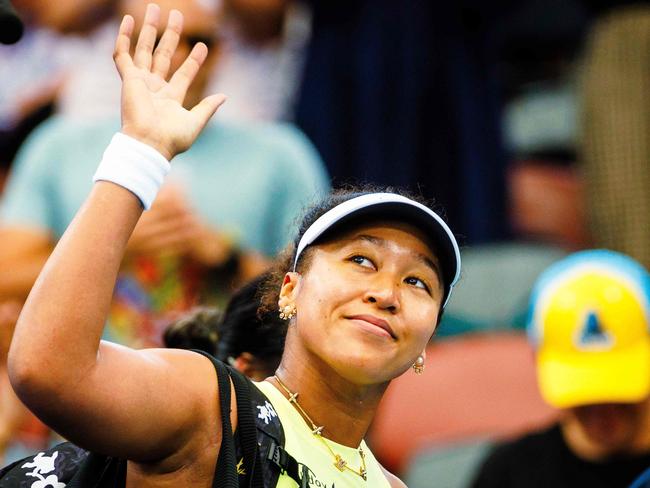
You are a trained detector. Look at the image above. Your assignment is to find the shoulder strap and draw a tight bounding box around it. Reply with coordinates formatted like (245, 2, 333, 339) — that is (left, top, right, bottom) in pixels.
(267, 441, 310, 488)
(194, 350, 239, 488)
(193, 351, 309, 488)
(227, 365, 264, 488)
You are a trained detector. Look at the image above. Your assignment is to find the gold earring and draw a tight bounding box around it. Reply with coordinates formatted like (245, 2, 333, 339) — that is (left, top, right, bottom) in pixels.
(413, 356, 425, 375)
(279, 304, 296, 320)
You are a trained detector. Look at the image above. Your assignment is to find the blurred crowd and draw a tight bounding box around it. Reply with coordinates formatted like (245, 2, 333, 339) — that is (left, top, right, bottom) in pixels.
(0, 0, 649, 486)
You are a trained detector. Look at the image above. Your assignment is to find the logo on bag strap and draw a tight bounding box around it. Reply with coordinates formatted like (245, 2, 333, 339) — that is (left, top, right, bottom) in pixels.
(257, 401, 278, 425)
(22, 451, 66, 488)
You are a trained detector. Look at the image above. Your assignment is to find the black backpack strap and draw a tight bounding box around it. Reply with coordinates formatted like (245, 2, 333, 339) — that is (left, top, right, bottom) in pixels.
(227, 365, 264, 488)
(67, 453, 126, 488)
(193, 351, 310, 488)
(193, 350, 239, 488)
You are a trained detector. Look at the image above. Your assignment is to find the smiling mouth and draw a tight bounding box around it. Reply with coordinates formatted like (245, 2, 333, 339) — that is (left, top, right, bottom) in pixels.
(347, 315, 396, 340)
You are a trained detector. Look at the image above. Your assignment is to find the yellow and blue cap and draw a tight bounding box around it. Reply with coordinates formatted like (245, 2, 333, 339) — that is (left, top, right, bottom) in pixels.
(527, 250, 650, 409)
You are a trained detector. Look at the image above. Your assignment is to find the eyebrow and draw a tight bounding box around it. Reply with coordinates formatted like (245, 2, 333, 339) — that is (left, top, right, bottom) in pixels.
(355, 234, 443, 282)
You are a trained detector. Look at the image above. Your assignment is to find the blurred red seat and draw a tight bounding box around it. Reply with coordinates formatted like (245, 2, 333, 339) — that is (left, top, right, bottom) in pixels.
(369, 333, 558, 474)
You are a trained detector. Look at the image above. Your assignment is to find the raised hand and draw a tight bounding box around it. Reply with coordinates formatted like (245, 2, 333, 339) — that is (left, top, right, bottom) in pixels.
(113, 4, 226, 160)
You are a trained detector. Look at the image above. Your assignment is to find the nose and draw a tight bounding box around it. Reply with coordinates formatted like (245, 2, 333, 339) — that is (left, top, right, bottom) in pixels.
(363, 275, 400, 313)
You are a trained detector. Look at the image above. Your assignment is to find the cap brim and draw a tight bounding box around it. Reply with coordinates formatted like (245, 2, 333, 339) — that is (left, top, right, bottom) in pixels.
(315, 200, 460, 307)
(537, 339, 650, 408)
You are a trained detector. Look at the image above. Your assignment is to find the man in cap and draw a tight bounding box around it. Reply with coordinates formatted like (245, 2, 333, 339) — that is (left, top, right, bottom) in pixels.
(472, 250, 650, 488)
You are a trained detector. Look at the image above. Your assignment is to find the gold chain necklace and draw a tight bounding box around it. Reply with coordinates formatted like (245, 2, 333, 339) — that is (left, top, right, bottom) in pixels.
(273, 375, 368, 481)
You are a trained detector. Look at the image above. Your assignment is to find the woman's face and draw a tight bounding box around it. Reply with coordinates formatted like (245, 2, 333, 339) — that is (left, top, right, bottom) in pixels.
(280, 221, 443, 385)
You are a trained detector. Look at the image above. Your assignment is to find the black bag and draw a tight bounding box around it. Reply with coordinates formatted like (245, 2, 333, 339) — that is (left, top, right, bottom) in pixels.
(0, 353, 307, 488)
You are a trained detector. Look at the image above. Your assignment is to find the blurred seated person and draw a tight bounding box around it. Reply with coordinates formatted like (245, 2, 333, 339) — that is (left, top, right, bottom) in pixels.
(210, 0, 311, 122)
(163, 306, 222, 354)
(163, 271, 286, 380)
(57, 0, 308, 123)
(0, 0, 116, 175)
(0, 0, 329, 348)
(471, 250, 650, 488)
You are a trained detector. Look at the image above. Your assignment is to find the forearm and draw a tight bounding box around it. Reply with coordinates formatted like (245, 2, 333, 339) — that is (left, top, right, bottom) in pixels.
(8, 182, 142, 392)
(2, 6, 227, 459)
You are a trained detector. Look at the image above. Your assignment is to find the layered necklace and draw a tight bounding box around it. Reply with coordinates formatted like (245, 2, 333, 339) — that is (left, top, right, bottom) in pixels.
(273, 374, 368, 481)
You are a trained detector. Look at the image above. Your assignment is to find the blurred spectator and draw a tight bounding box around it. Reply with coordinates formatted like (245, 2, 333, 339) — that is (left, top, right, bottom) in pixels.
(0, 0, 329, 348)
(493, 0, 591, 249)
(580, 4, 650, 268)
(57, 0, 309, 123)
(216, 272, 286, 380)
(208, 0, 311, 122)
(471, 250, 650, 488)
(162, 306, 222, 354)
(163, 272, 286, 380)
(0, 0, 116, 172)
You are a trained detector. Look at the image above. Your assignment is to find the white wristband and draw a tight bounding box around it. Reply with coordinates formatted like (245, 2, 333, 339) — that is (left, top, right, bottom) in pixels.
(93, 132, 171, 210)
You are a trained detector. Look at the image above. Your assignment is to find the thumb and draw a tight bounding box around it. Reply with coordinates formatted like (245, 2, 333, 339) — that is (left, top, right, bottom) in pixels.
(190, 93, 227, 132)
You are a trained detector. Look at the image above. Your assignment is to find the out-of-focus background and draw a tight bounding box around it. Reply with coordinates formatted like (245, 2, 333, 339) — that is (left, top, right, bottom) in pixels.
(0, 0, 648, 486)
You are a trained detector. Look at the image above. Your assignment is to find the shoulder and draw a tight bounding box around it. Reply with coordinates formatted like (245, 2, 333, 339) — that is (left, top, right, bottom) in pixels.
(15, 115, 119, 163)
(24, 115, 117, 145)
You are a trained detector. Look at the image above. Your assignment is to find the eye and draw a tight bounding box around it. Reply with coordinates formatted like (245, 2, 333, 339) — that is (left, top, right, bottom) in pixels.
(349, 255, 376, 269)
(405, 276, 431, 293)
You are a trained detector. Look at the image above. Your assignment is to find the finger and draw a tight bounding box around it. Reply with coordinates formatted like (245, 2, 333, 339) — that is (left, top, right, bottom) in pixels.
(190, 93, 227, 131)
(167, 42, 209, 102)
(152, 9, 183, 79)
(133, 3, 161, 70)
(113, 15, 135, 78)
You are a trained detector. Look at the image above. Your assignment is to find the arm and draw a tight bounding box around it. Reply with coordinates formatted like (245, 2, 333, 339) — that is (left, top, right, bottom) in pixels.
(8, 5, 226, 462)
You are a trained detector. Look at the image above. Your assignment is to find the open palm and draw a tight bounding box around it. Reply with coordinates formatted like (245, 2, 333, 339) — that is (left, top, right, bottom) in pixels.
(113, 5, 225, 161)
